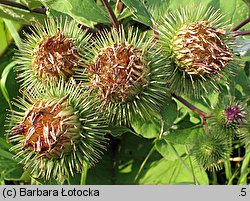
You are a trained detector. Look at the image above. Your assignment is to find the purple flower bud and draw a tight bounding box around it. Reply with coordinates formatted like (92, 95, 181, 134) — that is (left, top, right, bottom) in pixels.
(225, 104, 247, 124)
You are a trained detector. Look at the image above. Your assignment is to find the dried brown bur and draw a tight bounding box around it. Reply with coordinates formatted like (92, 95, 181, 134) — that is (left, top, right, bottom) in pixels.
(87, 42, 149, 108)
(172, 21, 233, 75)
(32, 30, 79, 80)
(11, 98, 75, 158)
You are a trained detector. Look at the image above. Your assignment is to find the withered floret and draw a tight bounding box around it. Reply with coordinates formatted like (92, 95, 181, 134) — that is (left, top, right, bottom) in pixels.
(87, 42, 149, 107)
(172, 21, 233, 75)
(32, 31, 79, 80)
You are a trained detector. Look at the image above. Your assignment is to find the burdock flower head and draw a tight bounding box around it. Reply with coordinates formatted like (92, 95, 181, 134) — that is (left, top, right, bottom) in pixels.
(191, 128, 230, 171)
(158, 6, 234, 97)
(6, 80, 107, 181)
(209, 98, 247, 135)
(15, 17, 89, 90)
(76, 27, 168, 125)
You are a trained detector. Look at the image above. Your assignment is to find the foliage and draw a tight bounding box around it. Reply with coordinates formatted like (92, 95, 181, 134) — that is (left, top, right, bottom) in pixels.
(0, 0, 249, 185)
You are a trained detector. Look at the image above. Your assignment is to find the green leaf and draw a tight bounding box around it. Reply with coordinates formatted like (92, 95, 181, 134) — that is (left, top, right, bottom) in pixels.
(114, 133, 161, 184)
(130, 114, 160, 139)
(160, 98, 178, 131)
(0, 62, 16, 108)
(86, 133, 161, 184)
(165, 127, 203, 145)
(122, 0, 153, 27)
(0, 3, 46, 24)
(0, 19, 8, 56)
(110, 126, 137, 137)
(155, 138, 186, 160)
(138, 157, 209, 184)
(219, 0, 250, 30)
(3, 166, 26, 181)
(167, 0, 211, 11)
(0, 18, 21, 56)
(3, 19, 22, 49)
(86, 151, 114, 184)
(0, 148, 14, 160)
(20, 0, 44, 9)
(41, 0, 110, 27)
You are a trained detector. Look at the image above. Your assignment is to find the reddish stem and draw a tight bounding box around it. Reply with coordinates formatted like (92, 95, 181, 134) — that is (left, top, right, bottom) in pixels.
(233, 30, 250, 36)
(230, 16, 250, 32)
(171, 93, 208, 126)
(101, 0, 120, 30)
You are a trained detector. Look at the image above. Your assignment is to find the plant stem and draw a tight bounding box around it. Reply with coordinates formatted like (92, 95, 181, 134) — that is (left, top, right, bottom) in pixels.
(101, 0, 120, 30)
(233, 30, 250, 36)
(224, 158, 232, 183)
(185, 145, 199, 185)
(171, 93, 208, 125)
(231, 16, 250, 32)
(80, 161, 88, 185)
(237, 145, 250, 184)
(166, 140, 198, 184)
(134, 146, 155, 182)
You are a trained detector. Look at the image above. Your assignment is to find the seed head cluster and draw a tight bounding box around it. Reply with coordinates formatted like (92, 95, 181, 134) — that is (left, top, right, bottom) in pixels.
(172, 21, 233, 75)
(10, 97, 77, 157)
(87, 42, 149, 107)
(32, 30, 79, 80)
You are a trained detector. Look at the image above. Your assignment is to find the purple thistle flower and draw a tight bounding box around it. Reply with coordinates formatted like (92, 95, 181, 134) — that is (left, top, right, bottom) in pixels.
(225, 104, 247, 124)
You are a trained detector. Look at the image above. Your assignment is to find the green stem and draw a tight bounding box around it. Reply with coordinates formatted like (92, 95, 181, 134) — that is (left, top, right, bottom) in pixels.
(134, 146, 155, 182)
(166, 140, 198, 185)
(80, 161, 88, 185)
(224, 157, 232, 183)
(185, 145, 199, 185)
(211, 171, 218, 185)
(228, 167, 240, 185)
(238, 145, 250, 184)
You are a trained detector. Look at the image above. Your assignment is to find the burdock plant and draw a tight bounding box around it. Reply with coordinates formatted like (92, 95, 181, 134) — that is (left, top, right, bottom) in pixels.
(6, 80, 107, 181)
(15, 17, 89, 90)
(209, 98, 248, 136)
(76, 27, 168, 125)
(191, 128, 231, 171)
(158, 6, 234, 97)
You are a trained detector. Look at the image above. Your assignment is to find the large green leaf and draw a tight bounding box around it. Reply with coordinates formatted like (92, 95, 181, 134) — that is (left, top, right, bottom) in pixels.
(41, 0, 110, 27)
(219, 0, 250, 30)
(138, 157, 209, 184)
(130, 114, 161, 139)
(0, 3, 46, 24)
(0, 19, 8, 56)
(20, 0, 43, 9)
(164, 127, 203, 145)
(122, 0, 153, 27)
(0, 19, 21, 56)
(155, 138, 186, 161)
(0, 46, 20, 137)
(160, 98, 178, 131)
(86, 133, 161, 184)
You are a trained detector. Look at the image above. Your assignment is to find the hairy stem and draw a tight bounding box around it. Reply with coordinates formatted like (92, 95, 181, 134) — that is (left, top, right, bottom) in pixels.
(230, 16, 250, 32)
(101, 0, 120, 30)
